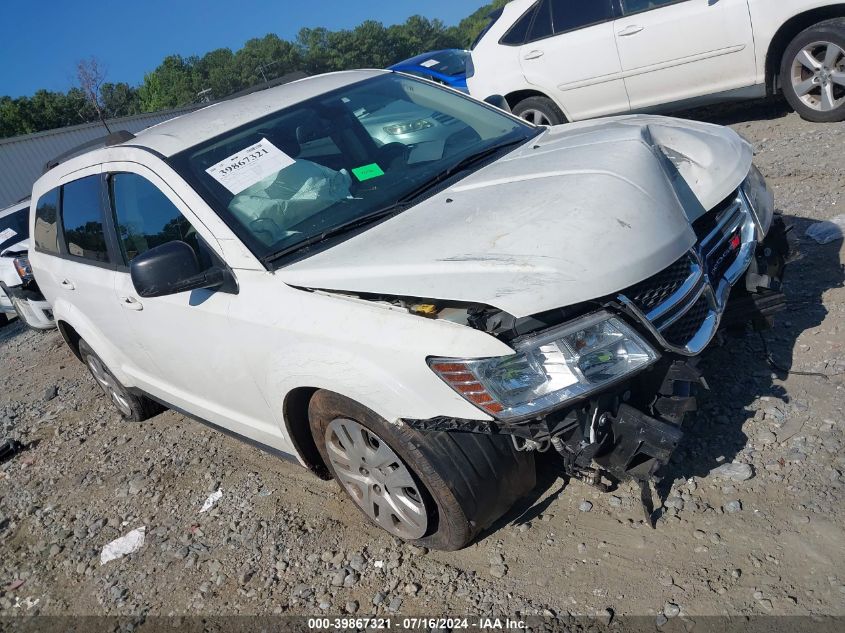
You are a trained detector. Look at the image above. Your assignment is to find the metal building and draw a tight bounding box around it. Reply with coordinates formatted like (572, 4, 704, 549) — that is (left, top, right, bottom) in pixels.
(0, 106, 200, 208)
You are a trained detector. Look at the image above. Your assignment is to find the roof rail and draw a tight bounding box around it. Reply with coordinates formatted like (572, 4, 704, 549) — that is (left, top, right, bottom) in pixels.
(42, 130, 136, 174)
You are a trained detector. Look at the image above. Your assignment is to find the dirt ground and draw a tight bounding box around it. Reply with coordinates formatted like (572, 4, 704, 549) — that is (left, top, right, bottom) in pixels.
(1, 98, 844, 627)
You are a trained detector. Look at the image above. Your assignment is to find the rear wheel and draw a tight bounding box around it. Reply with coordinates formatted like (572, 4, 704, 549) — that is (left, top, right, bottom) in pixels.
(781, 20, 845, 122)
(0, 312, 8, 327)
(512, 96, 566, 126)
(308, 390, 536, 550)
(79, 339, 163, 422)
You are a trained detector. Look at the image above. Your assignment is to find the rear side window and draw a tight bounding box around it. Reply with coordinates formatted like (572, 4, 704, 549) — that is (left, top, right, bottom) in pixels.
(501, 3, 538, 46)
(550, 0, 615, 34)
(528, 0, 553, 41)
(109, 173, 210, 268)
(61, 176, 110, 263)
(34, 189, 60, 254)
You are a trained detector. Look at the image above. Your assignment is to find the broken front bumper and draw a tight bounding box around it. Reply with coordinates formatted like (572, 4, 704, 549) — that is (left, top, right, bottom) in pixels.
(405, 211, 791, 483)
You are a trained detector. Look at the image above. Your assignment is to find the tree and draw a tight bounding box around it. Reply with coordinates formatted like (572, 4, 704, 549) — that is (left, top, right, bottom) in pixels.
(139, 55, 198, 111)
(100, 83, 142, 118)
(77, 57, 112, 132)
(0, 2, 507, 139)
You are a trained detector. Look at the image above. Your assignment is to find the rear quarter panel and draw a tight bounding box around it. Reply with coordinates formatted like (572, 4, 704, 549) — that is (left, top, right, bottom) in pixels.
(747, 0, 845, 82)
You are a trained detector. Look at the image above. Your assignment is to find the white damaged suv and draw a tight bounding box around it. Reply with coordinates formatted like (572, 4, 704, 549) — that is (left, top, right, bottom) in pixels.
(29, 71, 789, 550)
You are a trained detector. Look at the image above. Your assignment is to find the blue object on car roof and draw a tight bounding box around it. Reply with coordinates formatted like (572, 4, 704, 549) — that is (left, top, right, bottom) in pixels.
(389, 49, 470, 93)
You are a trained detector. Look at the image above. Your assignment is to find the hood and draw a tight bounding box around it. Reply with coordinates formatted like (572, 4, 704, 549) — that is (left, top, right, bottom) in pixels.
(0, 238, 29, 258)
(279, 115, 752, 318)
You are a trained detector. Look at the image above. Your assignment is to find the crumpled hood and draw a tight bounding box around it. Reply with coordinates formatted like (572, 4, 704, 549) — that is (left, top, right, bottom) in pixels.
(279, 115, 752, 318)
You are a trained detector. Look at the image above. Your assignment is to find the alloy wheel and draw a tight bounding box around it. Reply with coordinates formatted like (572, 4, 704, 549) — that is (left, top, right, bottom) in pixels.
(86, 355, 132, 417)
(519, 108, 553, 126)
(791, 41, 845, 112)
(324, 418, 428, 539)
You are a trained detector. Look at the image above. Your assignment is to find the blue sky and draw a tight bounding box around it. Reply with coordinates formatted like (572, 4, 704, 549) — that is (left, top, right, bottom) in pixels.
(0, 1, 481, 98)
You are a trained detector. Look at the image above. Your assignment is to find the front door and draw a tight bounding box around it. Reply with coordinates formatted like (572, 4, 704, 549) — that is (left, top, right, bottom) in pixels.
(104, 165, 278, 444)
(518, 0, 630, 120)
(614, 0, 757, 111)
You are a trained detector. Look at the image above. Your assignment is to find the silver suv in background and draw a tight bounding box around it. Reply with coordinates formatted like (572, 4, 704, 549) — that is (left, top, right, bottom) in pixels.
(0, 199, 54, 330)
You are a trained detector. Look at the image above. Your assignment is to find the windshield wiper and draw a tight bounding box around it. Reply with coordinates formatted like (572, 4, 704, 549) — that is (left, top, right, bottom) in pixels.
(261, 204, 408, 266)
(397, 137, 528, 205)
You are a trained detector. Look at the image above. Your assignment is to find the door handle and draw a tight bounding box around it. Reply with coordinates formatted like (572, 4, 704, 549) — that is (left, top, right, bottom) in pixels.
(523, 49, 545, 60)
(60, 279, 75, 290)
(618, 25, 645, 37)
(120, 296, 144, 311)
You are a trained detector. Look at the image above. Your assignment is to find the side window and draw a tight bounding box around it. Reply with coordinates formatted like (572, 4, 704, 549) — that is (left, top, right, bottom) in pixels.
(621, 0, 682, 15)
(34, 189, 60, 254)
(61, 176, 110, 263)
(527, 0, 553, 42)
(500, 2, 538, 46)
(551, 0, 615, 33)
(109, 173, 210, 269)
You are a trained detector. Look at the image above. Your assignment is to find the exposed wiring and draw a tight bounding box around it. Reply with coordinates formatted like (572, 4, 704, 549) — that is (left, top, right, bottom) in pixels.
(758, 332, 831, 381)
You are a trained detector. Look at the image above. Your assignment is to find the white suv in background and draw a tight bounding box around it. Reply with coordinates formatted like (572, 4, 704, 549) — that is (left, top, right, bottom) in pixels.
(29, 70, 789, 549)
(468, 0, 845, 124)
(0, 199, 54, 330)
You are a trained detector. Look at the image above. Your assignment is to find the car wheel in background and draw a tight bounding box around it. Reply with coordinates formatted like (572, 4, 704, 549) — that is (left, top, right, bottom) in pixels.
(512, 96, 566, 126)
(78, 339, 163, 422)
(781, 20, 845, 122)
(308, 390, 536, 551)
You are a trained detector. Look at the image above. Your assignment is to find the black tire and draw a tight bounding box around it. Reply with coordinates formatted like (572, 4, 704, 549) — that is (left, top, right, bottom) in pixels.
(780, 19, 845, 122)
(0, 312, 8, 328)
(512, 95, 566, 126)
(78, 339, 163, 422)
(308, 390, 536, 551)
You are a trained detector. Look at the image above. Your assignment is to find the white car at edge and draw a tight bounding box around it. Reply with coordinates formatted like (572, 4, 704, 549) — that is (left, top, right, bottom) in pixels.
(29, 70, 789, 549)
(467, 0, 845, 124)
(0, 199, 54, 330)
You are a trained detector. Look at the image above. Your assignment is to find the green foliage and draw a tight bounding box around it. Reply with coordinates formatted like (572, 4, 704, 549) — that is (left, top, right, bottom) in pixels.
(1, 1, 506, 139)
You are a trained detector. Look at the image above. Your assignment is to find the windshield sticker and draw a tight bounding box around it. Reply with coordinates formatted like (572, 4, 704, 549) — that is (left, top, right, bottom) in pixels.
(420, 58, 440, 68)
(351, 163, 385, 182)
(205, 138, 295, 194)
(0, 228, 18, 244)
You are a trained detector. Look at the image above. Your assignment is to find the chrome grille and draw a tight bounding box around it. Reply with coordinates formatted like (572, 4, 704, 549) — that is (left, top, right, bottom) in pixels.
(661, 295, 710, 347)
(618, 189, 758, 356)
(623, 253, 694, 313)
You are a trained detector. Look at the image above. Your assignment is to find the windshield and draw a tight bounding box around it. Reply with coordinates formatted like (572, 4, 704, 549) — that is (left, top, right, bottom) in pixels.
(0, 207, 29, 252)
(414, 50, 468, 76)
(171, 74, 536, 265)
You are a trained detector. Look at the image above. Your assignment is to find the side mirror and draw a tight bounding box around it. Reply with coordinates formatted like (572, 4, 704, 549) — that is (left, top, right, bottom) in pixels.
(130, 241, 231, 298)
(483, 95, 511, 113)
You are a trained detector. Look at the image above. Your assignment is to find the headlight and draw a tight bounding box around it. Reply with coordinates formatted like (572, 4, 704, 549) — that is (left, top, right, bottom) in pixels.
(13, 256, 33, 283)
(429, 311, 658, 420)
(741, 165, 774, 237)
(383, 119, 433, 135)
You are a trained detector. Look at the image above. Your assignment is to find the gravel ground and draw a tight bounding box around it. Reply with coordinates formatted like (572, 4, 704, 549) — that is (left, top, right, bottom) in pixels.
(1, 98, 844, 626)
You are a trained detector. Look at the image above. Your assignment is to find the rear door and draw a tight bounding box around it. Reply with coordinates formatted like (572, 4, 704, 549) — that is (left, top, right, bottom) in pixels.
(614, 0, 757, 111)
(37, 170, 127, 365)
(518, 0, 630, 120)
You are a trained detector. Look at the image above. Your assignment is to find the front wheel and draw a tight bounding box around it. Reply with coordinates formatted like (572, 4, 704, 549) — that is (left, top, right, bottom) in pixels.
(781, 20, 845, 122)
(308, 390, 535, 550)
(512, 96, 566, 126)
